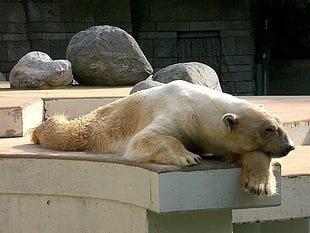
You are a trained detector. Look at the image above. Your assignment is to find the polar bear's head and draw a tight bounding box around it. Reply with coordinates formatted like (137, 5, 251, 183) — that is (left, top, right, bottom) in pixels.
(221, 104, 295, 158)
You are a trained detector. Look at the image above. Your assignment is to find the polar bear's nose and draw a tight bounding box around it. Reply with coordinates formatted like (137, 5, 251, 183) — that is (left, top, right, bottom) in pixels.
(285, 145, 295, 153)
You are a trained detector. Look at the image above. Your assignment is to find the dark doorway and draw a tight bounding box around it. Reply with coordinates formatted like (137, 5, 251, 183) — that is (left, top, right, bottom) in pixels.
(254, 0, 310, 95)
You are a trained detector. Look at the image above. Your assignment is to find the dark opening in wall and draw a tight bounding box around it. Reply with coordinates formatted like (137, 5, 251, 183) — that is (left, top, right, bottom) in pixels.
(255, 0, 310, 60)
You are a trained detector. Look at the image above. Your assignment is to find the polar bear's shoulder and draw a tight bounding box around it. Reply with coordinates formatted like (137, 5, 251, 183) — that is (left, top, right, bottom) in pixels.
(160, 80, 217, 95)
(161, 80, 239, 102)
(136, 80, 245, 109)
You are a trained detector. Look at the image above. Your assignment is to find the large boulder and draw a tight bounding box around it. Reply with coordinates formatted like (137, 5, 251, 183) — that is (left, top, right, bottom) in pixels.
(130, 80, 164, 94)
(66, 25, 153, 86)
(9, 51, 73, 88)
(153, 62, 222, 92)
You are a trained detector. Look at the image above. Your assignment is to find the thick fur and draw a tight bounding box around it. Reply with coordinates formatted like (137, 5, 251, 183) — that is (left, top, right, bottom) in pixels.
(239, 151, 277, 196)
(32, 81, 294, 196)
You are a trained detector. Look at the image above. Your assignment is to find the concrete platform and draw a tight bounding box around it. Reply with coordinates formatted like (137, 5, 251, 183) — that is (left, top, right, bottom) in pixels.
(0, 81, 309, 233)
(0, 135, 308, 177)
(0, 136, 309, 232)
(0, 135, 283, 212)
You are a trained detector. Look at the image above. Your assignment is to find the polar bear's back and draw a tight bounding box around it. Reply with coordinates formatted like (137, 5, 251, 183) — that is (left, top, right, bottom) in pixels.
(137, 80, 243, 113)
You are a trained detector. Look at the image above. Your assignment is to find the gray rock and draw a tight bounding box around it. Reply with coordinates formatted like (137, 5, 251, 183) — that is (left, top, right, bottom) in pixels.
(0, 72, 6, 81)
(153, 62, 222, 92)
(130, 79, 164, 94)
(66, 25, 153, 86)
(9, 51, 73, 88)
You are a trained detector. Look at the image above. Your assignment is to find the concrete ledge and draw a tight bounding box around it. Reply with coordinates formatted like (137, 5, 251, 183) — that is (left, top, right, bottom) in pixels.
(0, 140, 309, 232)
(284, 121, 310, 146)
(233, 145, 310, 224)
(0, 136, 282, 213)
(44, 97, 120, 119)
(0, 97, 43, 137)
(0, 82, 131, 137)
(233, 175, 310, 224)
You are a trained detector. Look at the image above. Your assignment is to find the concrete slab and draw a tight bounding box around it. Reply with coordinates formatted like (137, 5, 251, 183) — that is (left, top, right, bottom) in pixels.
(280, 145, 310, 177)
(0, 97, 43, 137)
(240, 96, 310, 123)
(44, 97, 121, 119)
(0, 137, 309, 225)
(233, 146, 310, 224)
(0, 82, 131, 137)
(1, 135, 308, 176)
(283, 121, 310, 146)
(0, 136, 282, 213)
(233, 175, 310, 223)
(0, 81, 132, 99)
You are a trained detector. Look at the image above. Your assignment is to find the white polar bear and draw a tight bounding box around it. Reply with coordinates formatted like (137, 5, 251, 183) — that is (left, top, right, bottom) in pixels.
(32, 80, 295, 196)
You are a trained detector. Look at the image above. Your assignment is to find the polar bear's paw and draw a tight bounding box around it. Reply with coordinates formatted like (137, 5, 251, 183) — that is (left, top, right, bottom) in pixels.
(240, 169, 277, 196)
(173, 153, 203, 166)
(238, 151, 277, 196)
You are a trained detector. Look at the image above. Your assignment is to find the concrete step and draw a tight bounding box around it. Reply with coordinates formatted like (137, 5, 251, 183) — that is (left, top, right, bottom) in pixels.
(241, 96, 310, 146)
(283, 120, 310, 146)
(0, 97, 43, 137)
(233, 145, 310, 224)
(0, 81, 131, 138)
(0, 97, 123, 138)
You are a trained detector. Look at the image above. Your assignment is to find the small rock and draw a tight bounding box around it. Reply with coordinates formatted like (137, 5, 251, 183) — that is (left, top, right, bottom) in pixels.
(66, 25, 153, 86)
(9, 51, 73, 88)
(130, 80, 164, 94)
(153, 62, 222, 92)
(0, 72, 6, 81)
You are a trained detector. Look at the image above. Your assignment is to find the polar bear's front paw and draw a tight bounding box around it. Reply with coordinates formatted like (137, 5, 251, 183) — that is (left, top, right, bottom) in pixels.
(172, 153, 203, 166)
(240, 170, 276, 196)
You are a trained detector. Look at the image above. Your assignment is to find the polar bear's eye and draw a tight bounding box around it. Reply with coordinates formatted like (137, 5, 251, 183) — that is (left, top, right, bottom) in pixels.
(265, 127, 276, 133)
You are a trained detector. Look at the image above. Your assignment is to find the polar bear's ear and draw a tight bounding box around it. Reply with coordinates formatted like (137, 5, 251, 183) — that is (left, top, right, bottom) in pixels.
(222, 113, 238, 132)
(257, 104, 264, 109)
(273, 115, 282, 124)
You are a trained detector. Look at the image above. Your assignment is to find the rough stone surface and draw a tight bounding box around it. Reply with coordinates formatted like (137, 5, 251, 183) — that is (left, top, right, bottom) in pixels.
(9, 51, 73, 88)
(153, 62, 222, 92)
(0, 72, 6, 81)
(130, 80, 164, 94)
(66, 25, 153, 86)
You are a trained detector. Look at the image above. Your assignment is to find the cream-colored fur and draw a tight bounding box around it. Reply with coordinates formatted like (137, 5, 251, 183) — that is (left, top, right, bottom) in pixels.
(239, 151, 277, 196)
(32, 80, 294, 196)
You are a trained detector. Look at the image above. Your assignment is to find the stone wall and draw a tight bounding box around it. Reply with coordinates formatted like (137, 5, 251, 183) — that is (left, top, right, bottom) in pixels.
(0, 0, 132, 80)
(0, 0, 256, 95)
(132, 0, 255, 95)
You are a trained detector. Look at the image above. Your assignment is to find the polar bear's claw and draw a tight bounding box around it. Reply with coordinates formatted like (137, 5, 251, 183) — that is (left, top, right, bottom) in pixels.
(239, 151, 277, 196)
(241, 173, 277, 196)
(179, 154, 202, 166)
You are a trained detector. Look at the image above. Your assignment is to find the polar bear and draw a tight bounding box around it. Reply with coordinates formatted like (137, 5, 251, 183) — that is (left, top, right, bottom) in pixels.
(32, 80, 295, 196)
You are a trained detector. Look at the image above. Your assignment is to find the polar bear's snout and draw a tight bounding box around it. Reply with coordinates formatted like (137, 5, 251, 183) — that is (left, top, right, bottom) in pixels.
(265, 144, 295, 158)
(263, 128, 295, 158)
(284, 145, 296, 155)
